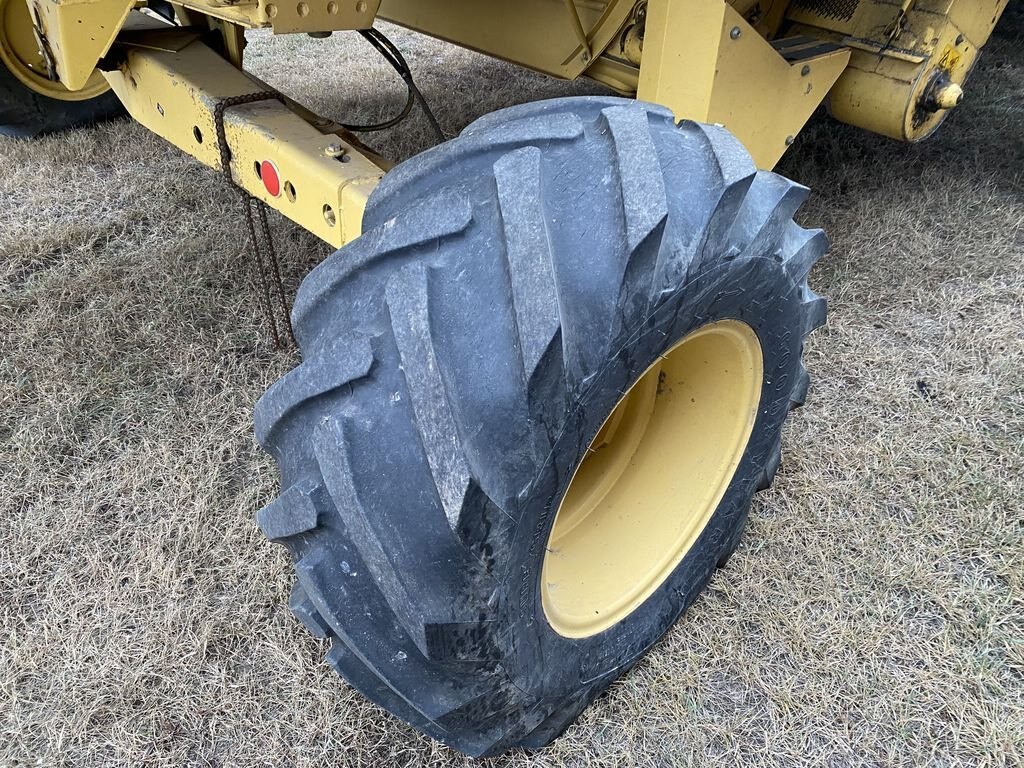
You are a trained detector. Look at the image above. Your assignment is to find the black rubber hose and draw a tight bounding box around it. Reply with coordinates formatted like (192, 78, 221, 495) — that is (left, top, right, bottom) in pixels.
(340, 28, 444, 142)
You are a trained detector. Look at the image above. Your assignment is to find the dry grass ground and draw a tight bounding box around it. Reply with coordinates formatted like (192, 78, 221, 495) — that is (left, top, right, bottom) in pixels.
(1, 10, 1022, 767)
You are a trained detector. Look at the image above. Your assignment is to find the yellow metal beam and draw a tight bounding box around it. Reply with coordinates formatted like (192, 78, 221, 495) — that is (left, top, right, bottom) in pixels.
(173, 0, 379, 32)
(31, 0, 382, 93)
(637, 0, 724, 122)
(103, 34, 384, 247)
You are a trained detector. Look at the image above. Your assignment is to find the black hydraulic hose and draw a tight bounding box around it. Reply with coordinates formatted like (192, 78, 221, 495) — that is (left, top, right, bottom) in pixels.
(341, 28, 445, 143)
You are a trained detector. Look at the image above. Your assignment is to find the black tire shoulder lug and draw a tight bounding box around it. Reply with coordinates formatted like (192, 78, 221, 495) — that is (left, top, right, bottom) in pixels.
(256, 476, 321, 541)
(253, 333, 374, 452)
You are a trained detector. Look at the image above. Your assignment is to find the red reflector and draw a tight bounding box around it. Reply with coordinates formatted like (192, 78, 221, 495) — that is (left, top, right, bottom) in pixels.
(260, 160, 281, 197)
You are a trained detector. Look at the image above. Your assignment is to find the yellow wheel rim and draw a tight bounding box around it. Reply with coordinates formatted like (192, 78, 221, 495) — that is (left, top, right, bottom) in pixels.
(0, 0, 110, 101)
(541, 319, 763, 638)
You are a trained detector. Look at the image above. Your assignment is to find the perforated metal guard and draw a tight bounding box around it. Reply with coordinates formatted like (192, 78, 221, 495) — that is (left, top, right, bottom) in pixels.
(790, 0, 860, 22)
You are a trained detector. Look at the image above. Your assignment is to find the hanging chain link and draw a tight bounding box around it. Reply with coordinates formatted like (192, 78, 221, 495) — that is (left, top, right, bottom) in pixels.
(214, 93, 296, 348)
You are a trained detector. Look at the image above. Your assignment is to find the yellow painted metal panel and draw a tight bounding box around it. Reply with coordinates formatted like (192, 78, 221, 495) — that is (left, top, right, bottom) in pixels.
(32, 0, 133, 91)
(30, 0, 382, 92)
(0, 0, 111, 99)
(709, 7, 850, 167)
(261, 0, 380, 35)
(638, 0, 849, 169)
(377, 0, 634, 79)
(948, 0, 1008, 47)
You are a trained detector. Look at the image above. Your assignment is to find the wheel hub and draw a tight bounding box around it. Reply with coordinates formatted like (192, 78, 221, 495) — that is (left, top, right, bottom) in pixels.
(541, 319, 764, 638)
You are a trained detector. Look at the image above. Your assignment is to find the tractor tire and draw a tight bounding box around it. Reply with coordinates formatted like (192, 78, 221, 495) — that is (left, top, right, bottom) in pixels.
(0, 0, 123, 138)
(254, 96, 828, 756)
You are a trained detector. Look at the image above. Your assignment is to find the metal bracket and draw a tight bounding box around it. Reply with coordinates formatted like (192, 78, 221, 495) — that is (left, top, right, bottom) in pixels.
(563, 0, 592, 62)
(31, 0, 134, 90)
(637, 0, 850, 168)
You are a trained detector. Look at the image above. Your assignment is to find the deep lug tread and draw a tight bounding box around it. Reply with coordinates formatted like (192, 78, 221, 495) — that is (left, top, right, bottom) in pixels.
(310, 413, 490, 661)
(291, 192, 474, 344)
(323, 641, 435, 734)
(493, 146, 562, 384)
(602, 105, 668, 254)
(682, 121, 758, 190)
(601, 105, 672, 330)
(801, 292, 829, 334)
(384, 264, 475, 534)
(296, 548, 493, 723)
(692, 173, 757, 274)
(782, 221, 830, 284)
(460, 95, 671, 137)
(757, 436, 785, 492)
(726, 172, 810, 260)
(790, 360, 812, 409)
(366, 113, 585, 228)
(716, 505, 752, 569)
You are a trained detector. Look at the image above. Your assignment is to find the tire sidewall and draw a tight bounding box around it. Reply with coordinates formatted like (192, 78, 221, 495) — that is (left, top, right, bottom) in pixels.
(0, 62, 123, 137)
(498, 255, 807, 697)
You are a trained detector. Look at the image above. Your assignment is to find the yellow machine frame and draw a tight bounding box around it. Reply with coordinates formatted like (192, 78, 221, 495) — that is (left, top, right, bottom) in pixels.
(14, 0, 1011, 248)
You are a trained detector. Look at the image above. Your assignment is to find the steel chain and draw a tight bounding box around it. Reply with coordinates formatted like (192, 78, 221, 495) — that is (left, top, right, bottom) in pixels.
(214, 92, 295, 348)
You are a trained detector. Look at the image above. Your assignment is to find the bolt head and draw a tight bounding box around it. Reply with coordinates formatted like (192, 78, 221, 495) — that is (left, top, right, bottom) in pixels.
(730, 26, 742, 40)
(933, 82, 964, 110)
(324, 143, 346, 158)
